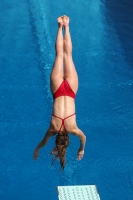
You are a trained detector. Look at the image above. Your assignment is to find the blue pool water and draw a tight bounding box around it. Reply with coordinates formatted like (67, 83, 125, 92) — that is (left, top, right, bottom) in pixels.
(0, 0, 133, 199)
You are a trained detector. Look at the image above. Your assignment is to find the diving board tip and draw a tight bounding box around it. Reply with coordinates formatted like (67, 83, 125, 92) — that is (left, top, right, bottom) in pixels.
(57, 185, 100, 200)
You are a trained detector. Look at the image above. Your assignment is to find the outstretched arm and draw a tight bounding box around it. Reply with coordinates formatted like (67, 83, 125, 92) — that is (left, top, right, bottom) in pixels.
(71, 128, 86, 160)
(33, 128, 55, 160)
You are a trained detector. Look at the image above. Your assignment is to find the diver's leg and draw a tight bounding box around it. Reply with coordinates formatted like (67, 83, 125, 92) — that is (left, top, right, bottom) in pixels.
(50, 17, 64, 94)
(63, 16, 78, 94)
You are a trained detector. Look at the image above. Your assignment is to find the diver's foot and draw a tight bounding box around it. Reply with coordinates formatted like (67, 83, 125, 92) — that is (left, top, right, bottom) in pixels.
(57, 16, 63, 27)
(62, 15, 70, 27)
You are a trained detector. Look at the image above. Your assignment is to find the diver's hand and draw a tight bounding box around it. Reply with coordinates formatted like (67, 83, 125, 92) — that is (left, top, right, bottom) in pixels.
(77, 149, 84, 161)
(33, 149, 39, 160)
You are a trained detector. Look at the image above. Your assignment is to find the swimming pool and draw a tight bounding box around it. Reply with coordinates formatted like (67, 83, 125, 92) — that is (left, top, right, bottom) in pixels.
(0, 0, 133, 199)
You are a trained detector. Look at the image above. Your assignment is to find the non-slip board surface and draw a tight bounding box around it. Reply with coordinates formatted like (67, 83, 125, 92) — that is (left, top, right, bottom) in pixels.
(57, 185, 100, 200)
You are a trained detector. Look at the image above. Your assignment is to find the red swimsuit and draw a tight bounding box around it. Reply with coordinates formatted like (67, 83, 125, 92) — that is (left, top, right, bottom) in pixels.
(53, 79, 76, 99)
(52, 113, 75, 133)
(53, 79, 76, 133)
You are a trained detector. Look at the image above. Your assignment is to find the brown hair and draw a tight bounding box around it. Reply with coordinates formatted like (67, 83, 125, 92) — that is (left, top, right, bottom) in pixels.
(50, 133, 70, 170)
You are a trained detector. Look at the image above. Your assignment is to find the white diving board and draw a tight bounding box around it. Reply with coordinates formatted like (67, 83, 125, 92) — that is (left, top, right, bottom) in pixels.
(57, 185, 101, 200)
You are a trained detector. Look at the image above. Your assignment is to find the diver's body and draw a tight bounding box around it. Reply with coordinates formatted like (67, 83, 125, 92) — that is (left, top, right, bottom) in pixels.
(34, 16, 86, 169)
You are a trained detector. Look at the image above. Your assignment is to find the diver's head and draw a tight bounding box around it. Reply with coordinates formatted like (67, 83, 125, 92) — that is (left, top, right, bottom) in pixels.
(50, 133, 70, 170)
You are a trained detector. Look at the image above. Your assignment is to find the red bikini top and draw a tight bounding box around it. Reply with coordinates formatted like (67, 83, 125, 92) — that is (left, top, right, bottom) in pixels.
(52, 113, 75, 133)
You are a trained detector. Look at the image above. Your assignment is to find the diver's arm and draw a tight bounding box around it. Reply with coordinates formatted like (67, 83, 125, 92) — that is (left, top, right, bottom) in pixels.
(71, 128, 86, 160)
(33, 128, 55, 160)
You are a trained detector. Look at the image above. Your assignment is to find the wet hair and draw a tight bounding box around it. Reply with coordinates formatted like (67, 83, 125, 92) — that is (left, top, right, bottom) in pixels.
(50, 133, 70, 170)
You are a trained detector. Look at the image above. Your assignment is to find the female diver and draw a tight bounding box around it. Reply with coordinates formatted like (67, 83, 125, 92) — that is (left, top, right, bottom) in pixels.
(33, 15, 86, 170)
